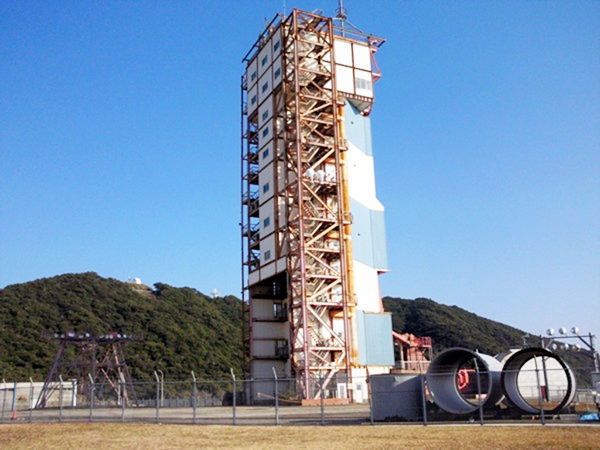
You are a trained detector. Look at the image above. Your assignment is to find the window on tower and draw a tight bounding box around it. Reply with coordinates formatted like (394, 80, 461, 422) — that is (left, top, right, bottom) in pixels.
(355, 76, 373, 91)
(273, 301, 285, 319)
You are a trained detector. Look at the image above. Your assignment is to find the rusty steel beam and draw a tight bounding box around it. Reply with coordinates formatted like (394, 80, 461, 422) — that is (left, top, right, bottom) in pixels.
(281, 9, 352, 399)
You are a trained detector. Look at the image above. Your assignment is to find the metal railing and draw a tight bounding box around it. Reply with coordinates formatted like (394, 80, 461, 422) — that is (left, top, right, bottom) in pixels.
(394, 360, 431, 372)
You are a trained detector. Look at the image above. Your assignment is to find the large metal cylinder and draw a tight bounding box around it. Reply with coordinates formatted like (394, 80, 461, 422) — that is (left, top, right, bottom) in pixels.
(501, 347, 576, 414)
(426, 348, 503, 415)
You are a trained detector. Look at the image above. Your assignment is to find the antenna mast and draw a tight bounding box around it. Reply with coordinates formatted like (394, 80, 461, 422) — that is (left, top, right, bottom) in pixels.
(336, 0, 348, 29)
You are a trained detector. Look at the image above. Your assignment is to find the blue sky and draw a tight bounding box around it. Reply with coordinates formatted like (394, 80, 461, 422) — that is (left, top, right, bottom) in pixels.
(1, 1, 598, 339)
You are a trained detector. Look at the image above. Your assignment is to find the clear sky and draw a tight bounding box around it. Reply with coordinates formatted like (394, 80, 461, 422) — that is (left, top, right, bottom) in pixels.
(1, 1, 598, 340)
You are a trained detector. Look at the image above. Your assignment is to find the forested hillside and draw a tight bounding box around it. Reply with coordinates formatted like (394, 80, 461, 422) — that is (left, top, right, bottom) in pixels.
(382, 297, 524, 355)
(0, 274, 592, 384)
(0, 273, 242, 380)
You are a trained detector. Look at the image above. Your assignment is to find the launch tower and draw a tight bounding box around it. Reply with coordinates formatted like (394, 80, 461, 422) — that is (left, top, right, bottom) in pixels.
(241, 8, 392, 403)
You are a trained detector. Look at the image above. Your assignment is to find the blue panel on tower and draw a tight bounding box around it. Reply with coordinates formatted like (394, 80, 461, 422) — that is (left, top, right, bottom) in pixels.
(344, 101, 372, 156)
(350, 198, 374, 267)
(356, 311, 394, 366)
(370, 209, 388, 270)
(351, 198, 388, 271)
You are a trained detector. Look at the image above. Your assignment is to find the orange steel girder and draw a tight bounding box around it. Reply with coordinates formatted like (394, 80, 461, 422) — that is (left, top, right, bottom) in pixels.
(282, 9, 352, 399)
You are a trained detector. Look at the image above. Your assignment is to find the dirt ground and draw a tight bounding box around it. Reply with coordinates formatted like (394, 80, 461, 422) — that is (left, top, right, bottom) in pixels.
(0, 423, 599, 449)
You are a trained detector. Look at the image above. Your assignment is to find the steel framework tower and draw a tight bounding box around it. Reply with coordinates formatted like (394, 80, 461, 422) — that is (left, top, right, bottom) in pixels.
(241, 9, 389, 403)
(36, 332, 137, 408)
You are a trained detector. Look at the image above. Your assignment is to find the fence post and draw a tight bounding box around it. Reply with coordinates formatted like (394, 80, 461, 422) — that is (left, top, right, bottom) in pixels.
(71, 379, 77, 408)
(153, 371, 160, 424)
(1, 379, 6, 424)
(319, 373, 325, 426)
(420, 372, 428, 426)
(58, 375, 64, 422)
(120, 375, 125, 423)
(88, 374, 94, 422)
(230, 368, 237, 425)
(533, 356, 545, 425)
(272, 367, 279, 425)
(191, 371, 197, 424)
(157, 370, 164, 408)
(10, 381, 17, 420)
(29, 378, 34, 423)
(473, 358, 484, 426)
(366, 368, 374, 425)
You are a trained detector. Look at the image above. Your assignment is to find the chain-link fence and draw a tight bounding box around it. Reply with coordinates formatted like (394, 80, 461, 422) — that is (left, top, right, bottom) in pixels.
(0, 366, 598, 426)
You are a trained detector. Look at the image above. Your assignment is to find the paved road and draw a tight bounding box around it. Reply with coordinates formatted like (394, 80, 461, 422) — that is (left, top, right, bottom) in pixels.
(4, 404, 599, 426)
(5, 404, 371, 425)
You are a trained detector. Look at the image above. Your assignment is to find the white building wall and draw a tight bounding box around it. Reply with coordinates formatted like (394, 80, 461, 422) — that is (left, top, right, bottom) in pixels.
(258, 162, 274, 204)
(334, 40, 352, 65)
(258, 100, 272, 129)
(253, 360, 287, 379)
(254, 340, 275, 356)
(354, 69, 374, 98)
(272, 56, 283, 88)
(258, 69, 272, 104)
(253, 322, 288, 339)
(346, 142, 379, 207)
(259, 199, 275, 236)
(277, 197, 287, 226)
(246, 57, 258, 89)
(259, 140, 273, 167)
(333, 39, 374, 98)
(251, 298, 274, 318)
(261, 262, 276, 279)
(353, 260, 383, 313)
(258, 121, 272, 149)
(352, 44, 371, 71)
(248, 84, 258, 115)
(336, 65, 354, 94)
(261, 234, 275, 265)
(249, 271, 260, 285)
(258, 43, 271, 77)
(271, 29, 282, 58)
(276, 256, 286, 272)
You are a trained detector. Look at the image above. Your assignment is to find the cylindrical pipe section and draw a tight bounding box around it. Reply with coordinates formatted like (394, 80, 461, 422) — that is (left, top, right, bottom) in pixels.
(426, 348, 503, 415)
(501, 347, 576, 414)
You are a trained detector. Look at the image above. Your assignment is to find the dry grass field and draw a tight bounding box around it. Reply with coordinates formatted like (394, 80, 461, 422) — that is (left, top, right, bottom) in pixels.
(0, 423, 599, 449)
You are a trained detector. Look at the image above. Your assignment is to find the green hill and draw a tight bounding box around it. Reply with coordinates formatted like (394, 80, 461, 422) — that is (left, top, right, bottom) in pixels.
(382, 297, 525, 355)
(0, 272, 243, 381)
(0, 274, 592, 385)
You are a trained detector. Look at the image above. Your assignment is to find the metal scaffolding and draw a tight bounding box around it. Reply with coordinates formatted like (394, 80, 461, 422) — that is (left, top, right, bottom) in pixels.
(36, 332, 138, 408)
(282, 10, 351, 399)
